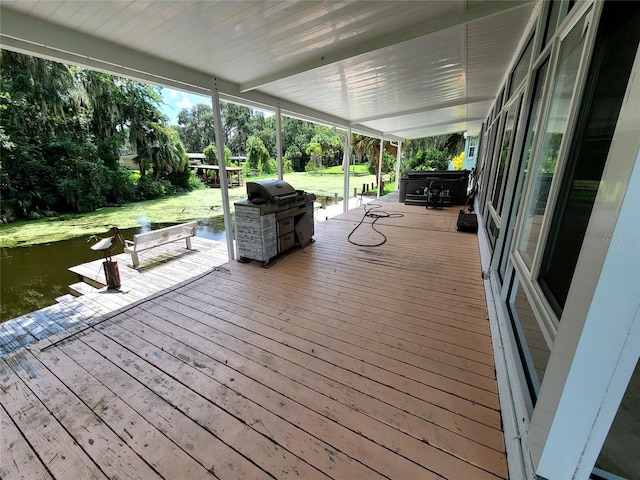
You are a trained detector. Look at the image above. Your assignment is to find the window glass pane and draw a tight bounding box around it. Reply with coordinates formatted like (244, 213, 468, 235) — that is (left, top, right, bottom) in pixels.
(496, 87, 505, 113)
(490, 105, 517, 212)
(517, 14, 589, 268)
(487, 214, 499, 249)
(509, 35, 534, 99)
(508, 280, 551, 403)
(479, 124, 499, 213)
(539, 1, 640, 316)
(498, 60, 549, 280)
(543, 1, 562, 49)
(498, 98, 524, 213)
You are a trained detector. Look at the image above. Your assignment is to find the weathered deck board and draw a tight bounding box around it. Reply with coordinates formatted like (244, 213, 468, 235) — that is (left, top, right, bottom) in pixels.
(55, 334, 330, 480)
(0, 201, 505, 479)
(139, 295, 506, 476)
(33, 344, 252, 480)
(0, 237, 229, 355)
(0, 402, 54, 480)
(0, 358, 108, 480)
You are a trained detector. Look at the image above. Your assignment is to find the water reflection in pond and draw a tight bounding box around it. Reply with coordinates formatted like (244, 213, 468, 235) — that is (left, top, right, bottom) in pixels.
(0, 217, 228, 322)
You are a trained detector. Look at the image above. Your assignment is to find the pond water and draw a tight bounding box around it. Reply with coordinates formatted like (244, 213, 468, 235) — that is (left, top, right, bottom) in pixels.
(0, 217, 229, 322)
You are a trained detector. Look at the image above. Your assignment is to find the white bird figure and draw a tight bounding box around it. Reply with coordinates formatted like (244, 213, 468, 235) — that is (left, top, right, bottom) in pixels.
(89, 227, 123, 261)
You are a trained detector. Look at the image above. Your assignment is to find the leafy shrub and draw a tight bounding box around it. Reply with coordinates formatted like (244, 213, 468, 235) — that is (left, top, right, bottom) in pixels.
(305, 161, 321, 173)
(203, 144, 232, 166)
(135, 177, 171, 200)
(106, 166, 136, 205)
(246, 136, 270, 171)
(167, 164, 191, 189)
(56, 156, 109, 212)
(409, 148, 449, 171)
(187, 170, 206, 189)
(452, 152, 465, 170)
(258, 157, 277, 175)
(284, 145, 302, 171)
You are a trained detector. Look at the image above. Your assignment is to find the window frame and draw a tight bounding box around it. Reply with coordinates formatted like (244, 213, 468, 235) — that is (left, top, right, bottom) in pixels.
(510, 2, 598, 340)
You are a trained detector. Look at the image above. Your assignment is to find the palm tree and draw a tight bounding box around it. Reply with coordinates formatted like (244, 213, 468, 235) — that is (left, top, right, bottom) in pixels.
(351, 134, 397, 179)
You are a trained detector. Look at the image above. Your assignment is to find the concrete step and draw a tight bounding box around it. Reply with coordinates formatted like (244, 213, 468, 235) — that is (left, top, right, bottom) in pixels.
(55, 293, 76, 303)
(69, 281, 96, 297)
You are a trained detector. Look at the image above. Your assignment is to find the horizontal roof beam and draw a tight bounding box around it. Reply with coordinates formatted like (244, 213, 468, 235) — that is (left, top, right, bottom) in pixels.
(388, 117, 485, 136)
(353, 97, 493, 124)
(239, 1, 533, 92)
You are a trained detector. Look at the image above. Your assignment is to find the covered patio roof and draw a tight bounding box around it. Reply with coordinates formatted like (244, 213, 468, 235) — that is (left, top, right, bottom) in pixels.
(0, 1, 536, 139)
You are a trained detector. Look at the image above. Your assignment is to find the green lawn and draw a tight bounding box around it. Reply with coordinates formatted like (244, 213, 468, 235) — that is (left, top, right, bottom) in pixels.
(320, 164, 370, 175)
(0, 171, 381, 247)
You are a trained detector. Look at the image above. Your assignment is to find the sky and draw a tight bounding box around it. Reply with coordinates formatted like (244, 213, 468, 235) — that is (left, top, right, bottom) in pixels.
(159, 87, 274, 125)
(159, 88, 209, 125)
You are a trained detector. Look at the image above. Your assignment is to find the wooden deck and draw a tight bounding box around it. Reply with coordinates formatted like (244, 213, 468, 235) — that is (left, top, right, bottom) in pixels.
(0, 201, 506, 480)
(0, 237, 229, 356)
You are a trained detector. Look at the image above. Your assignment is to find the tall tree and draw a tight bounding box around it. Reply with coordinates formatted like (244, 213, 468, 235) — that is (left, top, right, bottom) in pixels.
(282, 117, 316, 171)
(1, 51, 190, 217)
(351, 134, 396, 178)
(175, 103, 216, 153)
(309, 125, 344, 168)
(221, 102, 251, 155)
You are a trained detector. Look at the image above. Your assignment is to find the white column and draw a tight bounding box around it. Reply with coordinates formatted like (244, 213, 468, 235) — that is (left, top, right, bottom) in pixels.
(276, 103, 283, 180)
(342, 127, 351, 213)
(377, 135, 384, 198)
(211, 79, 235, 261)
(394, 140, 402, 191)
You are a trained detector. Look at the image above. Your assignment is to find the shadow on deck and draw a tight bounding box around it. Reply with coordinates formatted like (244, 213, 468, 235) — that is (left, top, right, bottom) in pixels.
(0, 200, 505, 479)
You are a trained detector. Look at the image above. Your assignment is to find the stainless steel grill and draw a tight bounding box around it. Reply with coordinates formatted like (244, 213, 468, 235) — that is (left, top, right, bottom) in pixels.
(235, 180, 316, 264)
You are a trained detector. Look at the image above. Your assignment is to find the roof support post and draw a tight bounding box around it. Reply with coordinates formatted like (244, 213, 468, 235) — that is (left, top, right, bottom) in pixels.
(394, 141, 402, 191)
(210, 79, 235, 261)
(342, 128, 352, 213)
(377, 136, 384, 198)
(276, 103, 283, 181)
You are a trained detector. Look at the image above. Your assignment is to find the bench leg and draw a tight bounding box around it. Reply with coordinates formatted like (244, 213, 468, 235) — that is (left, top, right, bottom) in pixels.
(185, 237, 192, 250)
(131, 252, 140, 268)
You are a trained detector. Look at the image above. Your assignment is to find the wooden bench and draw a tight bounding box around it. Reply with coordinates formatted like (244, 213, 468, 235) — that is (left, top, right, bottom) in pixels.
(124, 221, 197, 267)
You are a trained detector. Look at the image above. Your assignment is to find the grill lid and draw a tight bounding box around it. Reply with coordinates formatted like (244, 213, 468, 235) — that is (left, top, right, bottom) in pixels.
(247, 180, 297, 203)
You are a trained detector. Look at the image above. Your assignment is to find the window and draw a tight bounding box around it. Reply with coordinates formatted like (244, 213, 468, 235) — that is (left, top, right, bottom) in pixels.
(508, 35, 534, 99)
(478, 123, 499, 215)
(498, 60, 549, 280)
(487, 215, 499, 249)
(539, 0, 640, 316)
(516, 12, 590, 269)
(542, 1, 562, 49)
(507, 280, 551, 404)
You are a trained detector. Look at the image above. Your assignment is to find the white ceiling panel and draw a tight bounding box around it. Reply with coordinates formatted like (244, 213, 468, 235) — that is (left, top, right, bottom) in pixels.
(0, 0, 537, 139)
(259, 26, 464, 123)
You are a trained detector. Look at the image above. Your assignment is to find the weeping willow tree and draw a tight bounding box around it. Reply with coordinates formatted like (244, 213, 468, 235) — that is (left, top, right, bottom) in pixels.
(0, 51, 190, 217)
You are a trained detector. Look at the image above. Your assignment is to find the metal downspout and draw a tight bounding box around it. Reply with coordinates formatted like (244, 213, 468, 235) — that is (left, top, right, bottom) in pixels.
(394, 141, 402, 191)
(343, 127, 351, 213)
(377, 135, 384, 198)
(276, 103, 283, 180)
(211, 79, 235, 261)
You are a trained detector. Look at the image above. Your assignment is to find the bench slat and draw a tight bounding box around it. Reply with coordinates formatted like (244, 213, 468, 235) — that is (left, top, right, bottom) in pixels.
(124, 222, 197, 267)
